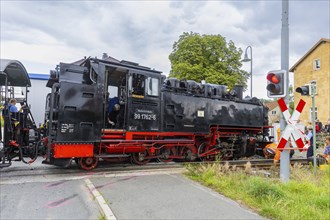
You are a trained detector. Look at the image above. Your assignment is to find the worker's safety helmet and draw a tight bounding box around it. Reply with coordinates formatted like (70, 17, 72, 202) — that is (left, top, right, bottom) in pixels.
(263, 146, 276, 159)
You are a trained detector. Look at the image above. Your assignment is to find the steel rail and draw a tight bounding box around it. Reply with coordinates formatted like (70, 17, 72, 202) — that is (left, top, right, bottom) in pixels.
(0, 158, 308, 179)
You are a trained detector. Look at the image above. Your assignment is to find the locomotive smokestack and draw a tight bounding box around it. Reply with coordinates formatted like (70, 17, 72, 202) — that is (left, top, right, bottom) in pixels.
(233, 85, 243, 99)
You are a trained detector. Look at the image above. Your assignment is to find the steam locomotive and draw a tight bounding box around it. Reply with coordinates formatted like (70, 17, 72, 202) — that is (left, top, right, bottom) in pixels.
(0, 57, 270, 170)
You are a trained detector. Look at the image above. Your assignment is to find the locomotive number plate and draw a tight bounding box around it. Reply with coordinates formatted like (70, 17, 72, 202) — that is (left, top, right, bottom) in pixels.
(134, 109, 157, 121)
(134, 113, 156, 120)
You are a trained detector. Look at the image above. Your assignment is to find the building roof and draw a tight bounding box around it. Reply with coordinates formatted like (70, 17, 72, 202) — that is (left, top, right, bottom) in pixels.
(264, 101, 279, 111)
(289, 38, 330, 72)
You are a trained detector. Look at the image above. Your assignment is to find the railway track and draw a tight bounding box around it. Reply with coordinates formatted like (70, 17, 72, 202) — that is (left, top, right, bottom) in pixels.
(202, 158, 308, 168)
(0, 158, 308, 179)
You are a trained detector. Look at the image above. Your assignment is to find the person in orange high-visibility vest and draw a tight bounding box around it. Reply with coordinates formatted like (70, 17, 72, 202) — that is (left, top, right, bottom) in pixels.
(263, 127, 294, 164)
(263, 143, 281, 163)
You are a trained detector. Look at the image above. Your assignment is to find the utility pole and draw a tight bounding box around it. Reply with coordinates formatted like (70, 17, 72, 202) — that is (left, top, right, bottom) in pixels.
(310, 81, 317, 174)
(296, 81, 317, 174)
(280, 0, 290, 183)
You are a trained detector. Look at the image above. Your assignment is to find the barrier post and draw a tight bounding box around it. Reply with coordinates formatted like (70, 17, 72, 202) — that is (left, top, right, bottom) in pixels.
(280, 0, 290, 183)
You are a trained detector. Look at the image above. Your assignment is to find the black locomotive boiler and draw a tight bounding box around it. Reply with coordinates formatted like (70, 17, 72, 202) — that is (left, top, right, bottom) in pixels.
(0, 57, 270, 170)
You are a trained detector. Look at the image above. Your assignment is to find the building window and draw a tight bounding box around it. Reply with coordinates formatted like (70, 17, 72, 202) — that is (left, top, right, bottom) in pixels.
(271, 110, 277, 115)
(313, 59, 321, 70)
(310, 107, 318, 121)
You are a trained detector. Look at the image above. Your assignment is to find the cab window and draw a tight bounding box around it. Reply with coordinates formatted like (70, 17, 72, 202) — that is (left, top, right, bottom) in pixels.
(131, 73, 145, 96)
(146, 77, 159, 97)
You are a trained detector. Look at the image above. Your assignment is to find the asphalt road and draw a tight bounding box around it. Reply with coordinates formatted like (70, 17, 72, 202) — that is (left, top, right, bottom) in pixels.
(92, 172, 264, 219)
(1, 159, 264, 220)
(0, 179, 100, 219)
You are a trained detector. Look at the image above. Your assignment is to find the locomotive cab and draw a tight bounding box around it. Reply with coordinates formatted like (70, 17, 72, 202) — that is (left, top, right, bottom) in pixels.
(126, 71, 161, 131)
(42, 58, 164, 168)
(104, 60, 162, 131)
(0, 59, 39, 168)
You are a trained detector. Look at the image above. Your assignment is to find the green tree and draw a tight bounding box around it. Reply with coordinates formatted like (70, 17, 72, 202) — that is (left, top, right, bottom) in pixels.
(169, 32, 249, 89)
(288, 84, 294, 114)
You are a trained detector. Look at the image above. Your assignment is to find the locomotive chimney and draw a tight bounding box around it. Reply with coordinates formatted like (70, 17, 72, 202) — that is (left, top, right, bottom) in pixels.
(233, 85, 243, 99)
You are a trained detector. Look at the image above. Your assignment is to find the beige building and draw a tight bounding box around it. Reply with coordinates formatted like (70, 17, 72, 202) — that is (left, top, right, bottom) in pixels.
(290, 38, 330, 125)
(264, 101, 280, 125)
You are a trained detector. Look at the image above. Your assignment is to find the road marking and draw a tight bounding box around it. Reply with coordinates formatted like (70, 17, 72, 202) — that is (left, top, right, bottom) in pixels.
(85, 179, 117, 220)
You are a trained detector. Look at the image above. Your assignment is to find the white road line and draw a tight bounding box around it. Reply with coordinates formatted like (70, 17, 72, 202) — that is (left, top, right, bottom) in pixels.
(85, 179, 117, 220)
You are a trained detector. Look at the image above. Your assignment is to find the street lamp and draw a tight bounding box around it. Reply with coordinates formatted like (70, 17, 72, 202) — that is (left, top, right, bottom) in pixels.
(242, 46, 253, 98)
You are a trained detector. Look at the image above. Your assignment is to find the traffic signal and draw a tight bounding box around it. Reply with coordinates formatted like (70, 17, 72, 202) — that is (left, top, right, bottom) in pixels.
(295, 85, 310, 96)
(266, 70, 287, 98)
(296, 81, 317, 96)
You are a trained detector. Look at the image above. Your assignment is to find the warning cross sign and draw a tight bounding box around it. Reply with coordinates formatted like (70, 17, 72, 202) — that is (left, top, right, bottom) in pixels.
(277, 98, 307, 152)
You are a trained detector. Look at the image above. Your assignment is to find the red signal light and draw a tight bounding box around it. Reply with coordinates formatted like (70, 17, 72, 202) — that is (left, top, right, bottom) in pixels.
(266, 70, 287, 98)
(266, 73, 280, 84)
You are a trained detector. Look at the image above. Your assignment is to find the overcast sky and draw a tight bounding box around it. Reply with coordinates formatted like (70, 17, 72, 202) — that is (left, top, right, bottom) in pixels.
(1, 0, 329, 98)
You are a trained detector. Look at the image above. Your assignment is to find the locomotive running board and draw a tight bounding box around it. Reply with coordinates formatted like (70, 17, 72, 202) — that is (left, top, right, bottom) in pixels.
(100, 139, 194, 143)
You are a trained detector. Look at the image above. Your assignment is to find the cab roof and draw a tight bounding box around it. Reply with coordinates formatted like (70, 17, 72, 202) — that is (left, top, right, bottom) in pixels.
(0, 59, 31, 87)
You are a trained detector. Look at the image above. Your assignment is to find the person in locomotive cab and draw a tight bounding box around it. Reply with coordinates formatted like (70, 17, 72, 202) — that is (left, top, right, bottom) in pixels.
(8, 98, 26, 120)
(8, 99, 19, 113)
(8, 99, 25, 113)
(7, 99, 26, 142)
(108, 97, 120, 127)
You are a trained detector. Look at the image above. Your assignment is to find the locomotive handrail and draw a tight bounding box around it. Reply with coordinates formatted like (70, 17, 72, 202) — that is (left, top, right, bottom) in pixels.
(89, 67, 97, 84)
(46, 83, 60, 161)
